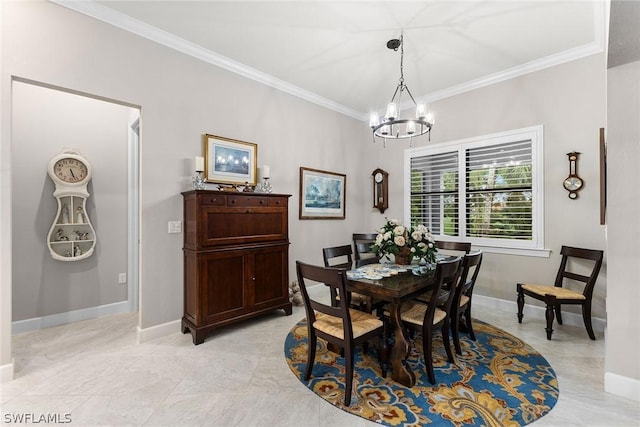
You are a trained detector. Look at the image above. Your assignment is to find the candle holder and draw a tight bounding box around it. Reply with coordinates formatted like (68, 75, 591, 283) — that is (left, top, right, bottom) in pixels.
(258, 177, 273, 194)
(192, 171, 206, 190)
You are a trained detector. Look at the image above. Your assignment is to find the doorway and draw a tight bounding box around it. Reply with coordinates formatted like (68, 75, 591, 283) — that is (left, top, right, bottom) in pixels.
(10, 78, 141, 332)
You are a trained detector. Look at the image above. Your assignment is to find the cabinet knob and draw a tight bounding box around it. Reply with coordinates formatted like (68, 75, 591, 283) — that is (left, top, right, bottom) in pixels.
(252, 277, 256, 281)
(259, 199, 264, 205)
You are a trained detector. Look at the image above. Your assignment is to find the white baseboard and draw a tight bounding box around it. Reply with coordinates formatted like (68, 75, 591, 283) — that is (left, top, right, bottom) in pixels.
(472, 294, 606, 333)
(605, 372, 640, 402)
(0, 359, 14, 383)
(12, 301, 131, 334)
(137, 319, 181, 344)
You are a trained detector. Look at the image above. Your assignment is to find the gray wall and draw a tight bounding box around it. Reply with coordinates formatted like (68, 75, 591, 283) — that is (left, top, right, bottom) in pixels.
(11, 81, 131, 321)
(606, 59, 640, 388)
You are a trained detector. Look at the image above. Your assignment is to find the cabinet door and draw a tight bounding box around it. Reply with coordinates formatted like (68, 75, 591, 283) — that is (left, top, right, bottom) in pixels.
(200, 250, 249, 323)
(252, 244, 289, 309)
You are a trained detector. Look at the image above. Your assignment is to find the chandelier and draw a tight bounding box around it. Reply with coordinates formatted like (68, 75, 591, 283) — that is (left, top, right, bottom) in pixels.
(369, 33, 434, 144)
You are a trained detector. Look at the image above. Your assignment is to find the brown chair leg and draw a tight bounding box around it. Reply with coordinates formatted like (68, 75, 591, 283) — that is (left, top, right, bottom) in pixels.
(344, 346, 354, 406)
(452, 308, 462, 355)
(555, 305, 563, 325)
(516, 283, 525, 323)
(441, 321, 456, 364)
(544, 295, 556, 340)
(583, 304, 596, 340)
(304, 332, 317, 380)
(465, 305, 476, 341)
(423, 329, 436, 384)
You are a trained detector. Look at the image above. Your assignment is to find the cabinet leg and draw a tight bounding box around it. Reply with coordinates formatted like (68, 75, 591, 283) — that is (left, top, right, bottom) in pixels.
(283, 304, 293, 316)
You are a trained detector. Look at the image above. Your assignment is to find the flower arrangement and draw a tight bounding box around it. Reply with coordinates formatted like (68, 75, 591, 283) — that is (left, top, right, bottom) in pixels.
(371, 219, 437, 264)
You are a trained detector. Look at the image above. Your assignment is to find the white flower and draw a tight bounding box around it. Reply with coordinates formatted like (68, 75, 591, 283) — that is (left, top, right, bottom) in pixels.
(394, 236, 406, 246)
(375, 234, 383, 245)
(384, 231, 392, 240)
(411, 231, 421, 240)
(393, 225, 405, 236)
(389, 219, 399, 225)
(410, 247, 416, 253)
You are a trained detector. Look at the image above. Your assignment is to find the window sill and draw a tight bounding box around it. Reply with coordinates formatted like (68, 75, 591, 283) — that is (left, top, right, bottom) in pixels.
(471, 245, 551, 258)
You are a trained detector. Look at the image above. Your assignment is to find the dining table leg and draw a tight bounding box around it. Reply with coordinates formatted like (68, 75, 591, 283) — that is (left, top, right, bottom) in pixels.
(389, 301, 416, 387)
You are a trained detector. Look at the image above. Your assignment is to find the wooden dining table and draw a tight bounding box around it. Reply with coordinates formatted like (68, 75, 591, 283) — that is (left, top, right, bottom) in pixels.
(346, 265, 437, 388)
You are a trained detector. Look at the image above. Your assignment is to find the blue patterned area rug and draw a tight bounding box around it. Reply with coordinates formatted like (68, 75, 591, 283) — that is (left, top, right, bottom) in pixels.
(284, 318, 558, 426)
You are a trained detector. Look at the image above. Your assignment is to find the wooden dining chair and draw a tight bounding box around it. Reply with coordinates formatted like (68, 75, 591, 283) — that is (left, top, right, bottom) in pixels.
(451, 251, 483, 354)
(398, 257, 463, 384)
(296, 261, 384, 406)
(435, 240, 471, 255)
(352, 233, 380, 267)
(517, 246, 604, 340)
(413, 241, 470, 305)
(322, 245, 370, 311)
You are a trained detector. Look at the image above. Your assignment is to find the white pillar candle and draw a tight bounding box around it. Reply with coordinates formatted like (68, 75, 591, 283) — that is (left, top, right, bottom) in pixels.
(195, 156, 204, 172)
(262, 165, 270, 179)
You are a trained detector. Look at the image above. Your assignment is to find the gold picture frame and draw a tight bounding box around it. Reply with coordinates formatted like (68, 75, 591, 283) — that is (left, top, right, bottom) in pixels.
(204, 134, 258, 185)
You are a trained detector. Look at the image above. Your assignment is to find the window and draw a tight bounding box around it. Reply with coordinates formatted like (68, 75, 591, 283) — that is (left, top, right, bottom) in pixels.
(405, 126, 546, 255)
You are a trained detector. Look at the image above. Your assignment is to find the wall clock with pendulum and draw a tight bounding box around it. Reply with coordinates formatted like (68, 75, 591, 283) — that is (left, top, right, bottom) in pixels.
(372, 168, 389, 213)
(46, 149, 97, 261)
(563, 151, 584, 200)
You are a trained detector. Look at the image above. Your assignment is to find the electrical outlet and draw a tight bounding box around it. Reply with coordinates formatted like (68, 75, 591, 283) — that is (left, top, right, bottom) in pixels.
(168, 221, 182, 233)
(118, 273, 127, 284)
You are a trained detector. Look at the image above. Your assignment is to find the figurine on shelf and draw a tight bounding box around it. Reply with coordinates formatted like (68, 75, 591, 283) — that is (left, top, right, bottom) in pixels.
(76, 206, 85, 224)
(75, 230, 89, 240)
(74, 245, 83, 257)
(242, 182, 255, 192)
(56, 229, 69, 241)
(61, 204, 70, 224)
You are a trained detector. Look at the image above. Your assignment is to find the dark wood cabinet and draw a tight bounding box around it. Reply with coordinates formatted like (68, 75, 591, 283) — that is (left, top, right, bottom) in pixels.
(182, 190, 292, 344)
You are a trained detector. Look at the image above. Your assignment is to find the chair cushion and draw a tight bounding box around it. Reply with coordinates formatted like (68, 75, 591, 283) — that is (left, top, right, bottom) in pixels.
(313, 310, 383, 340)
(459, 295, 470, 307)
(400, 301, 446, 326)
(521, 284, 585, 300)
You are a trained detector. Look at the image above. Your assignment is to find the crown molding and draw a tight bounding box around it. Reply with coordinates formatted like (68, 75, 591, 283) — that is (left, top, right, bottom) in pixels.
(49, 0, 366, 121)
(50, 0, 605, 123)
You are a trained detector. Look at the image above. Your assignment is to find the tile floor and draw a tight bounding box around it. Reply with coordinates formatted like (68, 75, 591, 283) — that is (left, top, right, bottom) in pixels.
(2, 288, 639, 426)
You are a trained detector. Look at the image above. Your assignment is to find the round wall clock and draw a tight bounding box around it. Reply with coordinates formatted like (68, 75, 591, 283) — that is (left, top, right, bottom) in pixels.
(563, 151, 584, 200)
(46, 149, 97, 261)
(372, 168, 389, 213)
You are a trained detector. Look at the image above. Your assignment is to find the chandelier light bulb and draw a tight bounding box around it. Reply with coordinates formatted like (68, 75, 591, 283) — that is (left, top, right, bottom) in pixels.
(380, 124, 390, 135)
(406, 121, 416, 135)
(369, 112, 380, 128)
(385, 102, 398, 121)
(426, 112, 435, 125)
(416, 103, 426, 120)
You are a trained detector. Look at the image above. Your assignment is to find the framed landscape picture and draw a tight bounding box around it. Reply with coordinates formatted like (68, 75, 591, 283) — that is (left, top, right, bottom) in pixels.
(204, 134, 257, 185)
(299, 167, 346, 219)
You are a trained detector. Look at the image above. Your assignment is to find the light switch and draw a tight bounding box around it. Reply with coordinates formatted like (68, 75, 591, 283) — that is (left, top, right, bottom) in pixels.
(168, 221, 182, 233)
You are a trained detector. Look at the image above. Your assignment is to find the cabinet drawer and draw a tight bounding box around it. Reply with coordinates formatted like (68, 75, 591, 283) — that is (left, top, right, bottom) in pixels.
(268, 197, 288, 207)
(199, 194, 225, 206)
(227, 195, 269, 207)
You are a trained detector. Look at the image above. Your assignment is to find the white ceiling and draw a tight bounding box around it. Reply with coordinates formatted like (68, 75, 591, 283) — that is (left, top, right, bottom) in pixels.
(53, 1, 605, 120)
